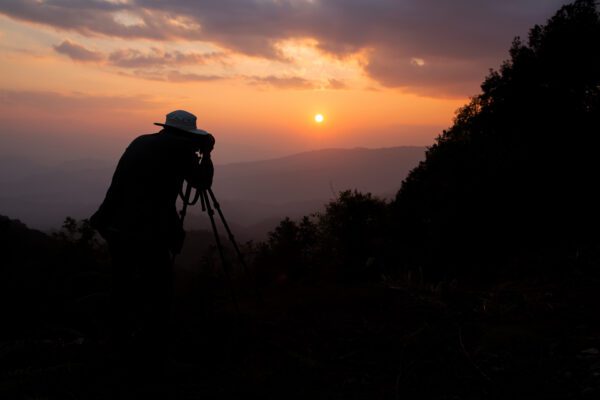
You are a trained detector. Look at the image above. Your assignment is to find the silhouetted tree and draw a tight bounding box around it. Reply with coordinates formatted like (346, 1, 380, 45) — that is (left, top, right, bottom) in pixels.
(267, 217, 309, 280)
(392, 0, 600, 279)
(319, 190, 388, 278)
(53, 217, 101, 249)
(257, 191, 388, 283)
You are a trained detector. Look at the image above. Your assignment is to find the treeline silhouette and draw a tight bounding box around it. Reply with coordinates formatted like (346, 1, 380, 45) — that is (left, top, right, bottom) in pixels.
(391, 0, 600, 280)
(0, 216, 109, 338)
(253, 191, 388, 284)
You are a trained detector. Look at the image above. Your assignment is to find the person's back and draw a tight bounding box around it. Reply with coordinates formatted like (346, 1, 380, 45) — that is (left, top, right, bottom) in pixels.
(93, 131, 206, 247)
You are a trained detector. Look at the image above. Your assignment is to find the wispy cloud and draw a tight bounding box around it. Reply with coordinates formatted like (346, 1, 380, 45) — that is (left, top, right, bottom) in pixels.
(50, 39, 229, 82)
(53, 40, 104, 62)
(0, 89, 159, 112)
(124, 69, 224, 83)
(108, 47, 226, 68)
(166, 70, 223, 82)
(327, 79, 347, 90)
(248, 75, 316, 89)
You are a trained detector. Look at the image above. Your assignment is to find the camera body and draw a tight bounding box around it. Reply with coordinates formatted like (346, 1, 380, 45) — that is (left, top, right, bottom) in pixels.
(196, 133, 215, 156)
(163, 125, 215, 155)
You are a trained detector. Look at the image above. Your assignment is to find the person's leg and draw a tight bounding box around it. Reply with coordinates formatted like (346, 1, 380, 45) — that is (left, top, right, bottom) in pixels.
(108, 239, 136, 353)
(133, 244, 174, 378)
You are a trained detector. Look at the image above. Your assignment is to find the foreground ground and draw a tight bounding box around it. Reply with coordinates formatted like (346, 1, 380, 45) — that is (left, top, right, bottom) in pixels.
(2, 272, 600, 399)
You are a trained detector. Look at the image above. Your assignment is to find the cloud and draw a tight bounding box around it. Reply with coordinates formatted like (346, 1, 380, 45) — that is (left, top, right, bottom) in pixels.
(50, 39, 228, 81)
(0, 89, 159, 112)
(0, 0, 571, 97)
(53, 40, 104, 62)
(0, 0, 203, 41)
(108, 47, 226, 68)
(365, 48, 494, 97)
(166, 70, 223, 82)
(125, 69, 224, 82)
(410, 58, 426, 67)
(327, 79, 347, 90)
(248, 75, 316, 89)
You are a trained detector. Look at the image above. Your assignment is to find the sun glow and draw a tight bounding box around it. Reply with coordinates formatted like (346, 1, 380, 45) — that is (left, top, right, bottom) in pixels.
(314, 113, 324, 123)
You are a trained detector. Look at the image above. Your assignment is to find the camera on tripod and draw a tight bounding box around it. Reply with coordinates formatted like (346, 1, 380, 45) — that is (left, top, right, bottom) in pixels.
(176, 146, 252, 312)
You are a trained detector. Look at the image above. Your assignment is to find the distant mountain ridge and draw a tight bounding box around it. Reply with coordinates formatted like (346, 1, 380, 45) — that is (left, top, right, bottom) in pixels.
(213, 146, 426, 204)
(0, 146, 426, 236)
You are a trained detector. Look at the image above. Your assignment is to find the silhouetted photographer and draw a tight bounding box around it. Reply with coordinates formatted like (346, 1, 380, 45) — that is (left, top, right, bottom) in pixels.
(90, 110, 214, 380)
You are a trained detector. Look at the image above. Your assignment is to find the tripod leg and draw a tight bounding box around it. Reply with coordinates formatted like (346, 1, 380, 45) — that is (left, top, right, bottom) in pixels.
(206, 189, 249, 273)
(207, 188, 262, 304)
(201, 190, 240, 315)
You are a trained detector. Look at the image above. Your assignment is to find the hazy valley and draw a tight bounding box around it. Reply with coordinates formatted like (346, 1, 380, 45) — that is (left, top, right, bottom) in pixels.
(0, 146, 426, 238)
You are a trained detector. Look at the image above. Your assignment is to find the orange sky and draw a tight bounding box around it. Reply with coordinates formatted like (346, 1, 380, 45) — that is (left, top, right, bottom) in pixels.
(0, 1, 567, 164)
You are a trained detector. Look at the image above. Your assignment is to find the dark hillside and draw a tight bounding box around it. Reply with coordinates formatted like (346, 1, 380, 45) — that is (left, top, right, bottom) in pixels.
(392, 0, 600, 278)
(0, 215, 110, 340)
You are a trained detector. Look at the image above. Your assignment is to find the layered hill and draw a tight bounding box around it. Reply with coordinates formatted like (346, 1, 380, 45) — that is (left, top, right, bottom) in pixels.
(0, 146, 426, 237)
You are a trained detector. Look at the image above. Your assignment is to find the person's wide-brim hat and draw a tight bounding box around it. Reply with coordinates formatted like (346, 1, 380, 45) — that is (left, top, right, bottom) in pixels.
(154, 110, 210, 136)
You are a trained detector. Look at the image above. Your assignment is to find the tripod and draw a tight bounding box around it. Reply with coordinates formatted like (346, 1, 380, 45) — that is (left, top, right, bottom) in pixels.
(178, 182, 251, 314)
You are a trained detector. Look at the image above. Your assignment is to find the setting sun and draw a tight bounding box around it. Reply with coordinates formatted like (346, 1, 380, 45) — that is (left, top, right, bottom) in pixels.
(314, 114, 324, 123)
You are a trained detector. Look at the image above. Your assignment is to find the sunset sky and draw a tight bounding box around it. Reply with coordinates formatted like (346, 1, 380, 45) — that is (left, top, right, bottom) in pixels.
(0, 0, 569, 164)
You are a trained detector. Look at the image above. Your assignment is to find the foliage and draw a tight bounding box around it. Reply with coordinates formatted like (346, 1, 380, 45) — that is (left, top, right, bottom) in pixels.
(255, 190, 388, 284)
(391, 0, 600, 278)
(53, 217, 102, 249)
(0, 215, 110, 340)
